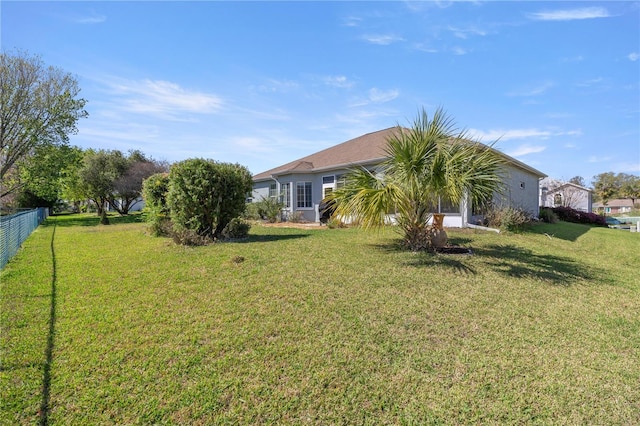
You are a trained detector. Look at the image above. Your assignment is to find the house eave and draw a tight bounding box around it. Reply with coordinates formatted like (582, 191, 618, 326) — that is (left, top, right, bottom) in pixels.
(253, 157, 386, 181)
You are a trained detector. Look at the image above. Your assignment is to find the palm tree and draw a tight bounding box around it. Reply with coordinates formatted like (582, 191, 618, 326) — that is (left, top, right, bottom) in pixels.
(328, 108, 505, 251)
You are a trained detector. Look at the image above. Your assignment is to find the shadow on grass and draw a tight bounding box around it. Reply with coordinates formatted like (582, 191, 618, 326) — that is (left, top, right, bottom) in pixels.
(372, 239, 604, 285)
(371, 240, 477, 275)
(523, 222, 594, 242)
(38, 221, 57, 426)
(406, 253, 477, 275)
(48, 212, 144, 227)
(245, 233, 310, 243)
(474, 244, 600, 286)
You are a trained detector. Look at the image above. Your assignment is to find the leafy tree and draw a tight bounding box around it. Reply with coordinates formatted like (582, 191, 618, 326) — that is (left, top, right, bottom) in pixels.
(0, 51, 88, 198)
(17, 144, 83, 209)
(568, 176, 586, 187)
(592, 172, 618, 206)
(77, 149, 128, 215)
(167, 158, 253, 241)
(619, 174, 640, 205)
(141, 172, 170, 236)
(109, 150, 168, 215)
(328, 108, 504, 251)
(591, 172, 640, 205)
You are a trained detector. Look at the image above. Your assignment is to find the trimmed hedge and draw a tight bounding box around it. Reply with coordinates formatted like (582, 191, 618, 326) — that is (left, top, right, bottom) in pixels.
(167, 159, 253, 239)
(552, 206, 607, 226)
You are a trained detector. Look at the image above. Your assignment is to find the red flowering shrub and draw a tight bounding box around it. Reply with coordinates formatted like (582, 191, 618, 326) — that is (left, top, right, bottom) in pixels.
(552, 206, 606, 226)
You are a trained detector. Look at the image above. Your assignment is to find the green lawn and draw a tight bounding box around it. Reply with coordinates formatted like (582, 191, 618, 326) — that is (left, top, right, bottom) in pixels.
(1, 214, 639, 424)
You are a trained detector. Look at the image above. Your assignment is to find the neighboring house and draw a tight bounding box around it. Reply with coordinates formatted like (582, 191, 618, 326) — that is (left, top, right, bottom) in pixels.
(593, 199, 636, 215)
(540, 178, 593, 213)
(252, 127, 546, 227)
(107, 197, 145, 212)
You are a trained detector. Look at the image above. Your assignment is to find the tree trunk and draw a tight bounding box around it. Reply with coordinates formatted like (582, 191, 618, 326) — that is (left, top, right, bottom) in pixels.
(429, 213, 448, 248)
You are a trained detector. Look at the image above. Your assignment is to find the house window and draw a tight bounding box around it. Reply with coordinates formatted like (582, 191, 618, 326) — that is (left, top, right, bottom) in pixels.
(425, 196, 459, 214)
(520, 182, 526, 190)
(280, 183, 291, 208)
(439, 197, 459, 214)
(296, 182, 312, 208)
(554, 193, 562, 206)
(322, 175, 335, 199)
(269, 183, 277, 199)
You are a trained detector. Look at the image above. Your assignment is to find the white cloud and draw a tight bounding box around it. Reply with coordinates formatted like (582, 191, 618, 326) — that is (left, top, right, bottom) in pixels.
(79, 123, 160, 143)
(414, 43, 438, 53)
(368, 88, 399, 103)
(448, 25, 487, 39)
(529, 7, 610, 21)
(576, 77, 604, 87)
(323, 75, 354, 89)
(507, 81, 554, 97)
(614, 162, 640, 173)
(588, 155, 613, 163)
(343, 16, 362, 27)
(361, 34, 404, 45)
(469, 128, 582, 142)
(256, 78, 299, 93)
(561, 55, 584, 63)
(231, 137, 273, 153)
(72, 12, 107, 24)
(628, 52, 640, 62)
(452, 46, 468, 56)
(469, 128, 549, 141)
(105, 78, 223, 119)
(77, 16, 106, 24)
(506, 144, 547, 157)
(349, 88, 399, 107)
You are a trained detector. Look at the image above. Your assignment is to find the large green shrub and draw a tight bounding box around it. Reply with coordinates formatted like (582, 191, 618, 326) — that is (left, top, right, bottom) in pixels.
(167, 159, 252, 240)
(142, 173, 171, 236)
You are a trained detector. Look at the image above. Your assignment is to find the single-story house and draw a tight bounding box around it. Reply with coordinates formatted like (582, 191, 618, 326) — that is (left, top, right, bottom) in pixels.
(252, 127, 546, 227)
(593, 199, 636, 215)
(540, 178, 593, 213)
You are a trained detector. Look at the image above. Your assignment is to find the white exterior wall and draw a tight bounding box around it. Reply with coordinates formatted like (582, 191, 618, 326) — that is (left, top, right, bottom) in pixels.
(541, 186, 592, 212)
(493, 164, 541, 217)
(253, 163, 542, 224)
(251, 181, 271, 201)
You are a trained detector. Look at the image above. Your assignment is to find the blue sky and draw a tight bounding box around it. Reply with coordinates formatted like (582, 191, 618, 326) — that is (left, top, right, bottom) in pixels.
(3, 1, 639, 183)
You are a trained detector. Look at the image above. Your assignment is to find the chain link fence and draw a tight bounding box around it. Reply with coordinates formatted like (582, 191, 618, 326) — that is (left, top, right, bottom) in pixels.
(0, 208, 49, 270)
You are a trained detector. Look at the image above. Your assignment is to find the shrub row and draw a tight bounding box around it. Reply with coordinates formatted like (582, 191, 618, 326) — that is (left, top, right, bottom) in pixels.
(551, 206, 607, 226)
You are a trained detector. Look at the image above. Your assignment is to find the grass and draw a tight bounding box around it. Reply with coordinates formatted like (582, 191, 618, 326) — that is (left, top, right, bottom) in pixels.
(1, 213, 639, 424)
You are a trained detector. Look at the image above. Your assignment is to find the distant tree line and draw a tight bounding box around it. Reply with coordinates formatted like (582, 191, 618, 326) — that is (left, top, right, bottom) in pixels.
(591, 172, 640, 206)
(3, 144, 168, 216)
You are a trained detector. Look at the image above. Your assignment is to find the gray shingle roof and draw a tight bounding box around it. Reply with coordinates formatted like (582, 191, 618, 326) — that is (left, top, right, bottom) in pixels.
(253, 128, 399, 181)
(253, 126, 546, 181)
